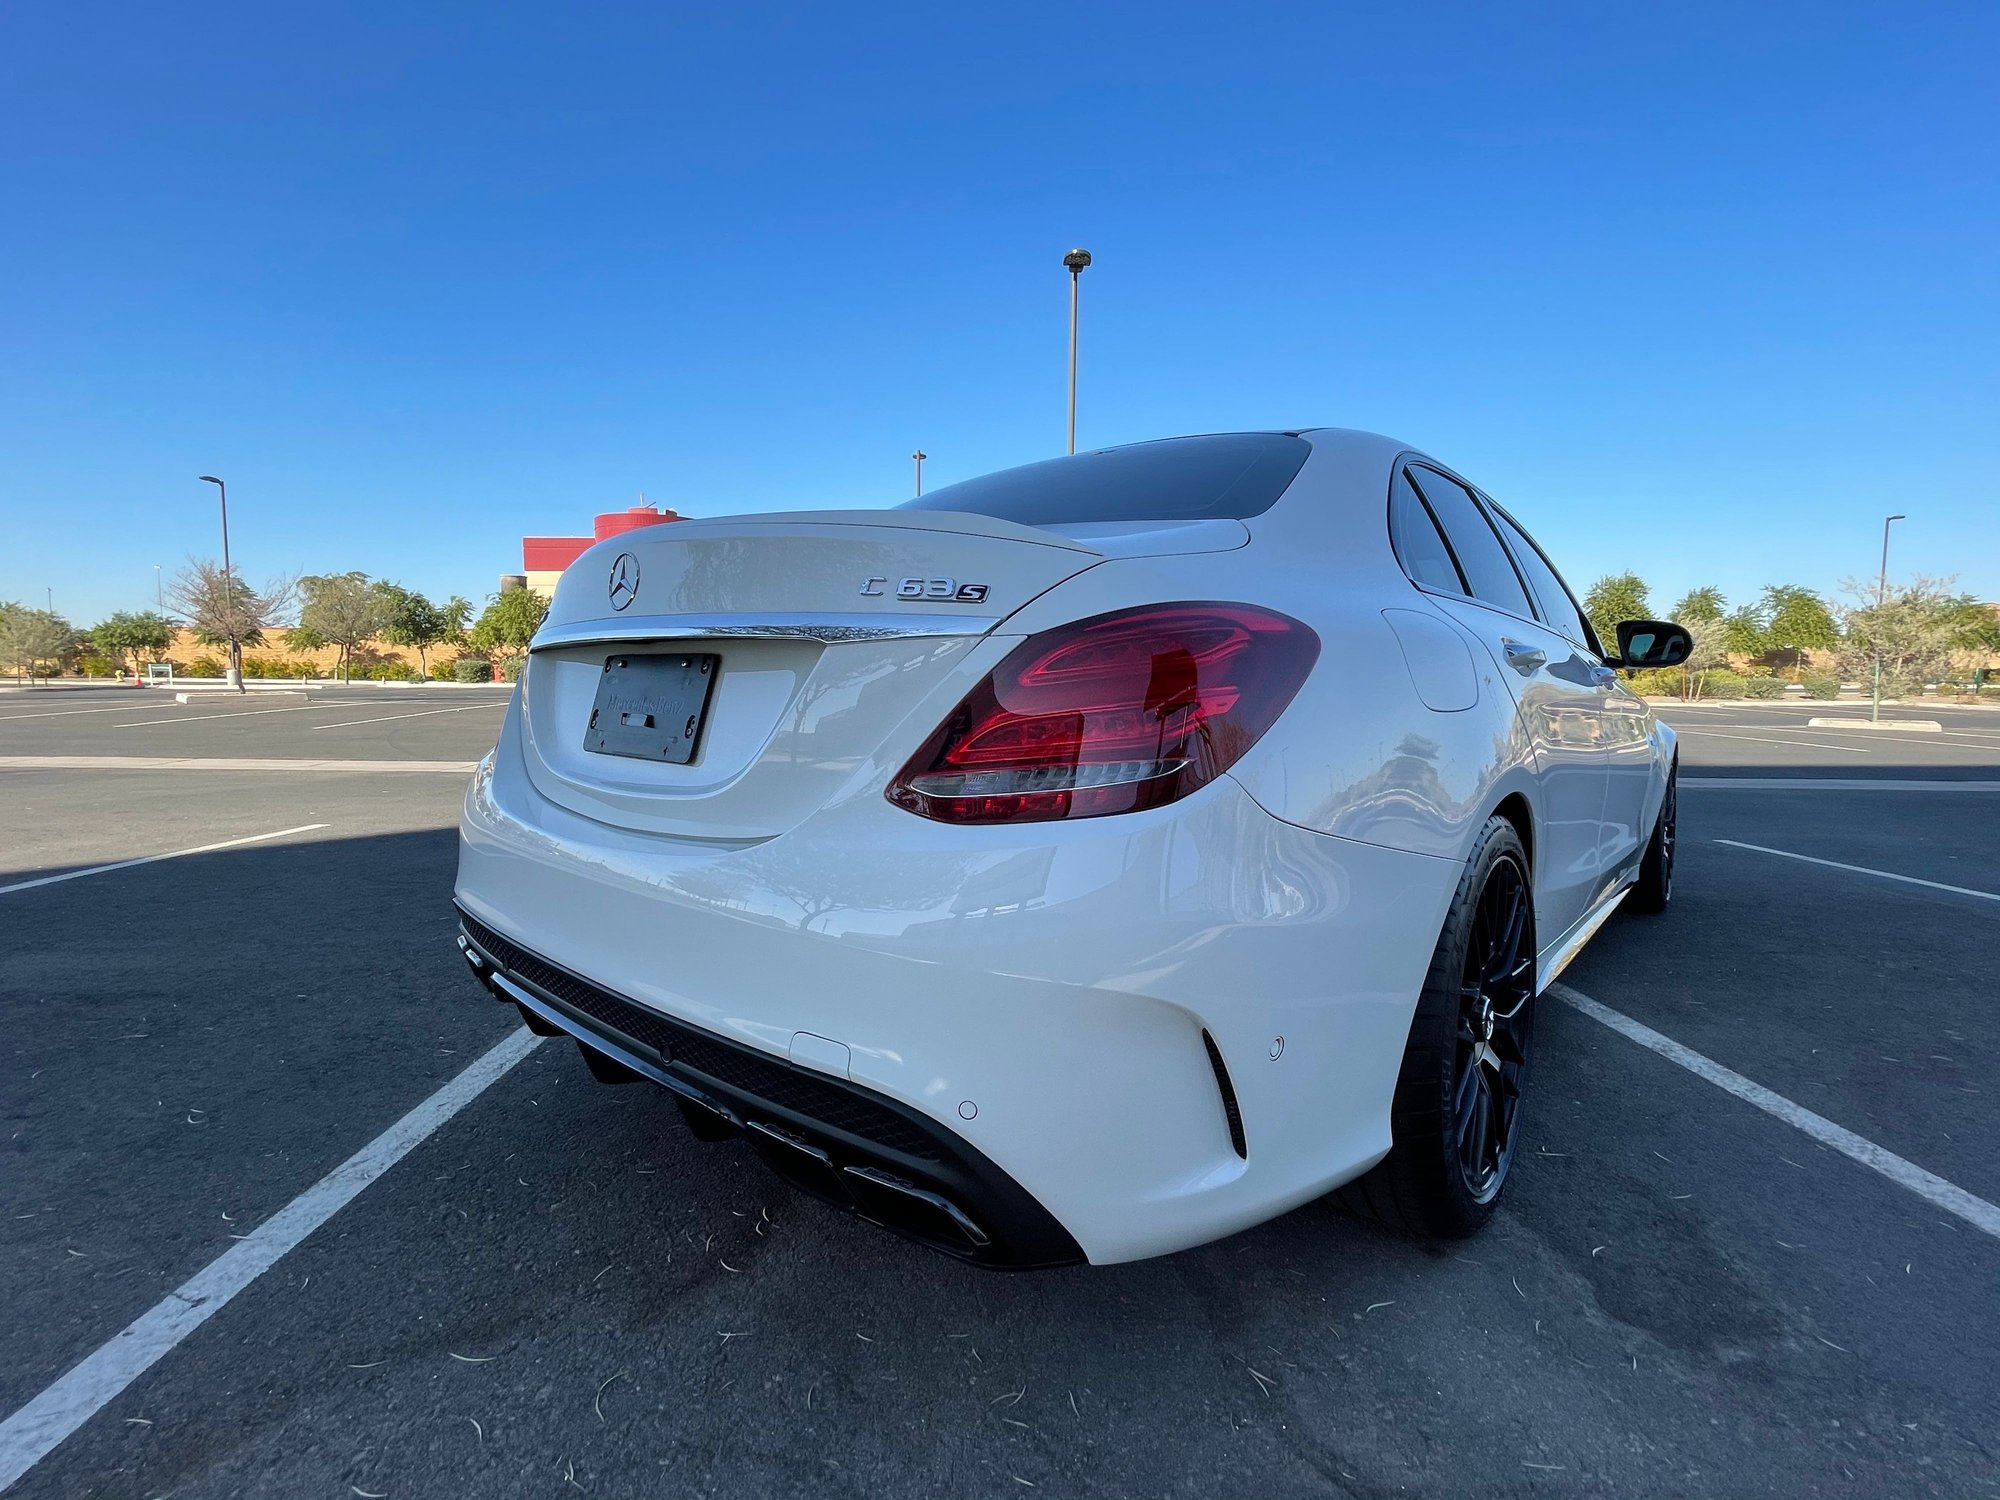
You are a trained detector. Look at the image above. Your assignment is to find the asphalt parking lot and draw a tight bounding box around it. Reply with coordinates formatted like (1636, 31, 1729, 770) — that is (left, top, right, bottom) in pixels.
(3, 684, 1997, 1498)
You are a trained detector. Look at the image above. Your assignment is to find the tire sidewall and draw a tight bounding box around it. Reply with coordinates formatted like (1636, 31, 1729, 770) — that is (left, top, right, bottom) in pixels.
(1426, 819, 1533, 1229)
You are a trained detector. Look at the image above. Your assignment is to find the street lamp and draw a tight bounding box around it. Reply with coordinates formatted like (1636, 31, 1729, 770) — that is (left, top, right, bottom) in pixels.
(1870, 512, 1905, 723)
(153, 564, 162, 610)
(198, 474, 243, 691)
(1064, 248, 1091, 454)
(912, 450, 927, 497)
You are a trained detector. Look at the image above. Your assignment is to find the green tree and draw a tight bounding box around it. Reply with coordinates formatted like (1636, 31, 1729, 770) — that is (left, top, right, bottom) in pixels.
(1836, 576, 1967, 698)
(1720, 604, 1768, 657)
(1758, 584, 1839, 677)
(1583, 573, 1652, 658)
(1670, 586, 1726, 624)
(89, 610, 175, 676)
(290, 572, 385, 681)
(1760, 585, 1839, 650)
(0, 603, 75, 682)
(469, 588, 550, 665)
(373, 583, 464, 678)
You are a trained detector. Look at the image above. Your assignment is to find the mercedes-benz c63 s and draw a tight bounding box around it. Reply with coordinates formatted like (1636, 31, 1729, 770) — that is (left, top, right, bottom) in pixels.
(455, 429, 1691, 1267)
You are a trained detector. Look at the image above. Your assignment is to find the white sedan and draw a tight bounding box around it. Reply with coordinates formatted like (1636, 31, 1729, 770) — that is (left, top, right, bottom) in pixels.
(455, 429, 1691, 1266)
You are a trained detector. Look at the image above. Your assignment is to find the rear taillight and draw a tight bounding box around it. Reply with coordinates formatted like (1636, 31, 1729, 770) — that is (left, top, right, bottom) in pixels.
(887, 603, 1319, 824)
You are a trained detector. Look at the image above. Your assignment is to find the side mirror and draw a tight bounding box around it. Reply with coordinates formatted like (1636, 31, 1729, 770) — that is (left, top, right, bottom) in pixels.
(1614, 619, 1693, 669)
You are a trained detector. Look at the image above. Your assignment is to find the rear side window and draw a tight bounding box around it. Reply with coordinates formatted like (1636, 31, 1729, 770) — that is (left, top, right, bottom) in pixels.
(1490, 506, 1597, 653)
(900, 433, 1311, 526)
(1406, 466, 1534, 619)
(1389, 470, 1466, 594)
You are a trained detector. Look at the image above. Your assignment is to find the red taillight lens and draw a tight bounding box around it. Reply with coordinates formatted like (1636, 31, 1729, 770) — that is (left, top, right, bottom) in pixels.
(887, 603, 1319, 824)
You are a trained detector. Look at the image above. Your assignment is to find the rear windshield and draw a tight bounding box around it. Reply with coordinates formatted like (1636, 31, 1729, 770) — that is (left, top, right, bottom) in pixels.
(899, 433, 1311, 526)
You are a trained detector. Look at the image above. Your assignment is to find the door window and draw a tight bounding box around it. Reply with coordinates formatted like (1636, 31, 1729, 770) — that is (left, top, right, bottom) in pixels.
(1406, 466, 1534, 619)
(1389, 469, 1467, 594)
(1489, 506, 1599, 655)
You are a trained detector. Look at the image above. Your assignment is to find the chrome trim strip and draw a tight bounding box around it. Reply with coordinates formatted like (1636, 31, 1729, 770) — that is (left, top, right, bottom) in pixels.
(531, 612, 1001, 651)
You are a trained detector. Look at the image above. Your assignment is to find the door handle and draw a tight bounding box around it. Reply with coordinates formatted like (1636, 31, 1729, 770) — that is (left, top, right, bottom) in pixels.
(1501, 640, 1546, 675)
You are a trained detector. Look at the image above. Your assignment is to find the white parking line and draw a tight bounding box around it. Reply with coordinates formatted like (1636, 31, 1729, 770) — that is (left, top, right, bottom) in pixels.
(310, 703, 508, 730)
(117, 703, 350, 728)
(1714, 839, 1999, 904)
(1676, 728, 1868, 754)
(0, 756, 476, 774)
(0, 701, 165, 722)
(0, 824, 329, 897)
(1551, 983, 2000, 1241)
(0, 1027, 542, 1492)
(1683, 778, 2000, 791)
(114, 699, 459, 729)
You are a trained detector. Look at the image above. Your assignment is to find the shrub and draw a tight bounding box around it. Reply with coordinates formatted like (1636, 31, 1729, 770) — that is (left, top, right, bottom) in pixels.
(1742, 675, 1786, 699)
(1626, 667, 1682, 697)
(452, 655, 493, 684)
(1697, 669, 1748, 699)
(189, 655, 225, 677)
(499, 656, 526, 683)
(1800, 672, 1841, 699)
(243, 654, 319, 679)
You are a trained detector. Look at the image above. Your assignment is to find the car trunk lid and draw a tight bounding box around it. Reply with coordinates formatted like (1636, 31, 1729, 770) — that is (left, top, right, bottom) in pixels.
(518, 511, 1108, 842)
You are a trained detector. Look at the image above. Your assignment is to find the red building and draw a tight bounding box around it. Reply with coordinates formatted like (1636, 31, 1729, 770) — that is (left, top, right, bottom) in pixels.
(516, 504, 683, 597)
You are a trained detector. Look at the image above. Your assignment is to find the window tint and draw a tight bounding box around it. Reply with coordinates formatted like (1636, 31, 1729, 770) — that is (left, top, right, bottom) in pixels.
(900, 433, 1310, 526)
(1490, 506, 1596, 652)
(1406, 466, 1534, 618)
(1389, 469, 1465, 593)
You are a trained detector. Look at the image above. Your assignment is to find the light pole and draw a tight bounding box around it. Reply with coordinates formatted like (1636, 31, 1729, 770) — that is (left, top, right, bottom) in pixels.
(912, 450, 927, 497)
(1064, 248, 1091, 454)
(198, 475, 243, 691)
(1870, 512, 1905, 722)
(153, 565, 162, 610)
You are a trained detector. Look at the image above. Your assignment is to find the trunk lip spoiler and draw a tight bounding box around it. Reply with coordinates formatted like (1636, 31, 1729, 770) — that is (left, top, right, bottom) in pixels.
(531, 611, 1002, 652)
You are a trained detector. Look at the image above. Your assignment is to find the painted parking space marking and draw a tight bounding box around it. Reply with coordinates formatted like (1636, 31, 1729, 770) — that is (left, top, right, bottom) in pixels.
(309, 702, 509, 730)
(0, 1027, 542, 1493)
(1676, 727, 1868, 754)
(0, 824, 330, 897)
(111, 698, 473, 729)
(1551, 983, 2000, 1241)
(1714, 839, 1999, 904)
(0, 702, 172, 722)
(0, 756, 475, 774)
(117, 703, 370, 728)
(1682, 778, 2000, 791)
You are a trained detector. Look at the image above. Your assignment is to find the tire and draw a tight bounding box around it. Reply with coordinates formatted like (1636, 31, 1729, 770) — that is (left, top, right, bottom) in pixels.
(1628, 760, 1677, 914)
(1339, 815, 1535, 1238)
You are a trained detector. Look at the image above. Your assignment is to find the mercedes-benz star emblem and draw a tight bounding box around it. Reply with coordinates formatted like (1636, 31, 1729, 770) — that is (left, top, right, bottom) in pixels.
(607, 552, 640, 611)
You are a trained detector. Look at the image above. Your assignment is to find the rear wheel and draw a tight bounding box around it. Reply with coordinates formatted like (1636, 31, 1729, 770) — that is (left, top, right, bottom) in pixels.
(1340, 816, 1535, 1238)
(1629, 761, 1677, 914)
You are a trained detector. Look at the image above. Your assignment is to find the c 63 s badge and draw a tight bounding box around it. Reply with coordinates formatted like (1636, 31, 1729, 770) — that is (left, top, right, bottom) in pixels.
(860, 576, 990, 603)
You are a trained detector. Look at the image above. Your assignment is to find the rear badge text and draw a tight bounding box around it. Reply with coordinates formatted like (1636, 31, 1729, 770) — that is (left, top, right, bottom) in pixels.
(861, 576, 990, 604)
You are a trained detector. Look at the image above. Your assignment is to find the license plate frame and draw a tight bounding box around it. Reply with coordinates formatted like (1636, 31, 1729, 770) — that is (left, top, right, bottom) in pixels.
(583, 652, 719, 765)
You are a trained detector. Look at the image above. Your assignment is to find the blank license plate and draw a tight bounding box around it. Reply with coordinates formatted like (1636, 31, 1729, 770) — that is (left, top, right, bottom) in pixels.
(584, 653, 719, 765)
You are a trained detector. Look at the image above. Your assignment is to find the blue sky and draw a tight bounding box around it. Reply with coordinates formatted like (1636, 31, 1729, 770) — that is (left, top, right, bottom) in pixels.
(2, 2, 1995, 626)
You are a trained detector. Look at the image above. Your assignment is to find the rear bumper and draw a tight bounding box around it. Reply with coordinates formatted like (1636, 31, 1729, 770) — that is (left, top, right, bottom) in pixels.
(456, 908, 1083, 1267)
(456, 698, 1462, 1264)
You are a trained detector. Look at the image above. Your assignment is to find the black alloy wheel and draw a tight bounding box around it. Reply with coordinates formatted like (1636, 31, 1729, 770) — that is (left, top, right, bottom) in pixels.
(1631, 761, 1677, 913)
(1453, 853, 1533, 1202)
(1338, 814, 1538, 1238)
